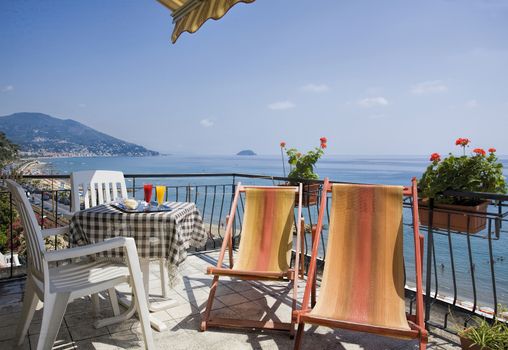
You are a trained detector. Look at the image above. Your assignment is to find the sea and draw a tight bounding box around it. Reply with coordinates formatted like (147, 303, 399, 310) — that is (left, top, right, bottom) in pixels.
(41, 154, 508, 311)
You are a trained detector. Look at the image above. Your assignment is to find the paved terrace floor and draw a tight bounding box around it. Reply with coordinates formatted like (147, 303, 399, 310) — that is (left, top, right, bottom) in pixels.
(0, 250, 461, 349)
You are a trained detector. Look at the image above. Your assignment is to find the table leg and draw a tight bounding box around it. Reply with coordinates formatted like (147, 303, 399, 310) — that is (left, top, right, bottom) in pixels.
(98, 260, 175, 332)
(141, 259, 151, 304)
(160, 259, 169, 298)
(95, 291, 168, 332)
(94, 298, 136, 329)
(141, 260, 177, 312)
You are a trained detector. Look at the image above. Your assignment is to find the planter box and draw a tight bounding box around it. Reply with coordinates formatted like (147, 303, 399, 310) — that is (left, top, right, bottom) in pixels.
(281, 183, 320, 207)
(459, 334, 491, 350)
(418, 199, 489, 234)
(299, 183, 320, 207)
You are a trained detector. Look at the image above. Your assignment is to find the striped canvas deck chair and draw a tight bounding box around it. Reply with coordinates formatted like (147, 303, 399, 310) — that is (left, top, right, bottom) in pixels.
(294, 178, 427, 349)
(201, 183, 305, 336)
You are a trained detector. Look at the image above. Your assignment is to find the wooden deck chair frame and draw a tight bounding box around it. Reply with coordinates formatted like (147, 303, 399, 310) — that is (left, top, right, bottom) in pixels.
(201, 183, 305, 337)
(293, 177, 427, 350)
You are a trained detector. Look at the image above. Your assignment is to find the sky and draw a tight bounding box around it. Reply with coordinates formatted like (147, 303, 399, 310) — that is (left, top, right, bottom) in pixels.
(0, 0, 507, 156)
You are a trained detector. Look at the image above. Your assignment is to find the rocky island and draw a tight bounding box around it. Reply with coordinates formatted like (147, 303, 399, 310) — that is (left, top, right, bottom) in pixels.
(236, 150, 256, 156)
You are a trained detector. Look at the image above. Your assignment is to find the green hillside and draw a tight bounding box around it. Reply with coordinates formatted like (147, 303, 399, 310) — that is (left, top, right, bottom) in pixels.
(0, 113, 158, 157)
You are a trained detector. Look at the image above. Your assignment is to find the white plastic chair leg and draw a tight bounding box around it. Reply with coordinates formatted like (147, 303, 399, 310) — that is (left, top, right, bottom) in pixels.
(126, 249, 154, 349)
(108, 288, 120, 316)
(15, 280, 39, 346)
(132, 279, 155, 348)
(91, 293, 101, 316)
(36, 292, 70, 350)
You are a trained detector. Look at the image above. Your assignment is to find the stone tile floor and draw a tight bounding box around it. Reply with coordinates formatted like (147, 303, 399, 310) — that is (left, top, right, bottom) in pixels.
(0, 250, 461, 349)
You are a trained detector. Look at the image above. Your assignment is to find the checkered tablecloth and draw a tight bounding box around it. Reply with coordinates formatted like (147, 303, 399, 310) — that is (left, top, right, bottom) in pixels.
(69, 202, 207, 268)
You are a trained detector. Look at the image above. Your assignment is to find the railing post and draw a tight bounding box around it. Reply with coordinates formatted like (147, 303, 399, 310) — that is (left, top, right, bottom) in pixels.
(424, 198, 434, 328)
(9, 192, 13, 279)
(496, 200, 502, 238)
(55, 190, 59, 250)
(41, 190, 45, 229)
(230, 175, 236, 249)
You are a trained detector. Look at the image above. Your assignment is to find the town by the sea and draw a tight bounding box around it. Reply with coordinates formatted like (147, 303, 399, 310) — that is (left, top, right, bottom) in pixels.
(39, 154, 508, 311)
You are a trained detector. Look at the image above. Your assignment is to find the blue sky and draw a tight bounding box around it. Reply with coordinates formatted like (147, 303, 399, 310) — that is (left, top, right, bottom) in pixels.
(0, 0, 507, 155)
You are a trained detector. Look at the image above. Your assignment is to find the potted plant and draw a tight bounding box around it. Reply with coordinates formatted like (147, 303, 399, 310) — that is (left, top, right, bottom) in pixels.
(457, 314, 508, 350)
(418, 138, 506, 233)
(279, 137, 327, 206)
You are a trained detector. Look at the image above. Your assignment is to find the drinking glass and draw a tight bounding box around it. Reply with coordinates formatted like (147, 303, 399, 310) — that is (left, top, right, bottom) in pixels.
(143, 184, 153, 203)
(156, 185, 166, 207)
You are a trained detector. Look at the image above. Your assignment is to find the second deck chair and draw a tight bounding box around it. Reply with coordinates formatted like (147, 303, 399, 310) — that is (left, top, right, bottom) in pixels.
(201, 183, 304, 336)
(294, 178, 427, 349)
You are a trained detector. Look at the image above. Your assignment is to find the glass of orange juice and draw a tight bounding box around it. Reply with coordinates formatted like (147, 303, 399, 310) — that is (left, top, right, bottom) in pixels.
(156, 185, 166, 207)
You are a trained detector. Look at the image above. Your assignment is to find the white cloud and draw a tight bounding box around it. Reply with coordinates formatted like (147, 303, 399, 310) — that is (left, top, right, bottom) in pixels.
(301, 83, 329, 93)
(357, 97, 389, 108)
(465, 99, 479, 108)
(199, 118, 214, 128)
(1, 85, 13, 92)
(411, 80, 448, 95)
(268, 101, 295, 110)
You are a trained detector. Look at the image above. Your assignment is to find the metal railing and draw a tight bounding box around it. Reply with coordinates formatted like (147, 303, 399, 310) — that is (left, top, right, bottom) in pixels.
(1, 172, 507, 334)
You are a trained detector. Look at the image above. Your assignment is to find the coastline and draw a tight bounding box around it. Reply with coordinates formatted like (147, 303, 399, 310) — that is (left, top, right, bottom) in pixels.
(16, 159, 70, 190)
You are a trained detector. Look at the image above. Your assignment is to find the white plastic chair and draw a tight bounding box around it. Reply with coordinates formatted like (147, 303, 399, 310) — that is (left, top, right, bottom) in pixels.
(7, 179, 154, 350)
(70, 170, 170, 302)
(70, 170, 128, 211)
(70, 170, 130, 316)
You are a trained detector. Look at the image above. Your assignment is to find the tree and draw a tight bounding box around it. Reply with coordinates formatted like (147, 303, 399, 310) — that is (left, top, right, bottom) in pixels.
(0, 133, 18, 252)
(0, 132, 18, 170)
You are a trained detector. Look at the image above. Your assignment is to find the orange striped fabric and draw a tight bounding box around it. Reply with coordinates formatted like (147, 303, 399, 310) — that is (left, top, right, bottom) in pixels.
(310, 184, 409, 331)
(233, 188, 295, 273)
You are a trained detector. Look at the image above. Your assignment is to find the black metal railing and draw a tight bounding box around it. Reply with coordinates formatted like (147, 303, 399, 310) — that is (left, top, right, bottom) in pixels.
(1, 173, 507, 334)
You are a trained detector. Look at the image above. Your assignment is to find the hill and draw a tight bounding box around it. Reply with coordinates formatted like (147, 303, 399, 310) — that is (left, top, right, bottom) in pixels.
(0, 112, 158, 157)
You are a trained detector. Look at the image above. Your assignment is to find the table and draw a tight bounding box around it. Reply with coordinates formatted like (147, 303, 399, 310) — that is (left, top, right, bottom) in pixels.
(69, 201, 207, 331)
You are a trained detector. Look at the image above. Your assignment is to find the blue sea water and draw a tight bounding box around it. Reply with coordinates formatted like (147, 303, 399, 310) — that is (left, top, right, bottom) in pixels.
(42, 154, 508, 309)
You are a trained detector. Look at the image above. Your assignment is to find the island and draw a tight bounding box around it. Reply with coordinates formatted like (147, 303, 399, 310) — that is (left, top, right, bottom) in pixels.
(236, 150, 256, 156)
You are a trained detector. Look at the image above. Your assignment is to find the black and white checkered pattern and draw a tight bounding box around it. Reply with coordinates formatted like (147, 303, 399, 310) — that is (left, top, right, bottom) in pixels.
(69, 202, 207, 267)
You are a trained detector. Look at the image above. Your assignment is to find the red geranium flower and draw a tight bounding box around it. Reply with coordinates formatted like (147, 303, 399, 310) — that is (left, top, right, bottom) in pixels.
(320, 143, 327, 149)
(429, 153, 441, 162)
(473, 148, 486, 156)
(455, 138, 470, 147)
(489, 148, 496, 153)
(280, 141, 286, 148)
(320, 137, 327, 143)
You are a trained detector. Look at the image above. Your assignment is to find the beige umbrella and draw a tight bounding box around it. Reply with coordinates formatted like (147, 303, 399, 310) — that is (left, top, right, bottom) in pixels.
(158, 0, 256, 43)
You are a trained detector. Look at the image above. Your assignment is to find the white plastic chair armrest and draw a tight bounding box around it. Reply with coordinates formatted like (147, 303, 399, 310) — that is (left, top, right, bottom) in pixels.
(41, 226, 70, 239)
(45, 237, 132, 262)
(62, 212, 76, 220)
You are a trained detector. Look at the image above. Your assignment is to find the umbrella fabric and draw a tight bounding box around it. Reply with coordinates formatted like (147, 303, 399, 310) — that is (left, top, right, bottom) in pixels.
(158, 0, 256, 43)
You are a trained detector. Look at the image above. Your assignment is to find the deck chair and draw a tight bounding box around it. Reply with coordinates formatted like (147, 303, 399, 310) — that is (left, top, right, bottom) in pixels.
(7, 179, 154, 350)
(294, 178, 427, 350)
(201, 183, 305, 336)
